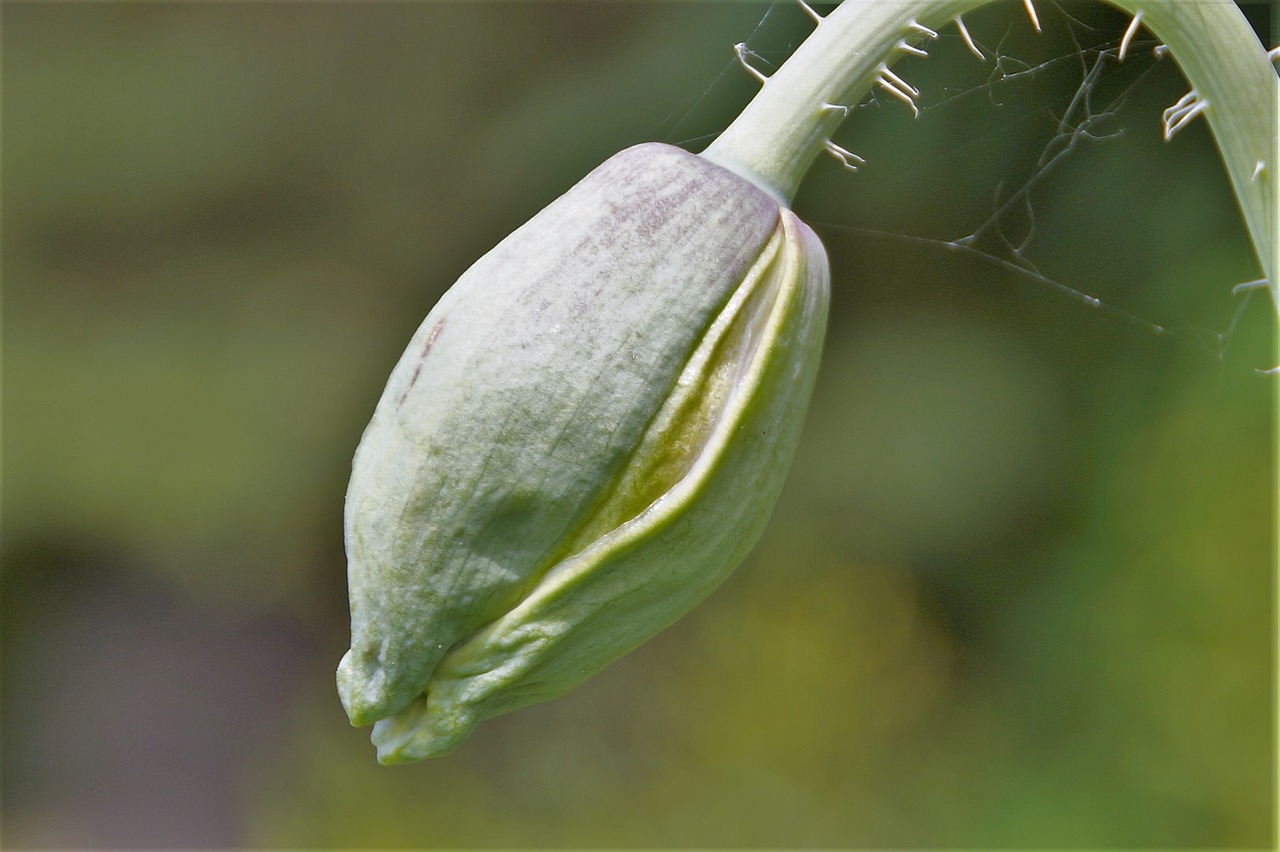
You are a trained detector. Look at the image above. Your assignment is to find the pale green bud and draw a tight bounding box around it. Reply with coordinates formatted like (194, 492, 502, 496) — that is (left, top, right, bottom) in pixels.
(338, 142, 829, 762)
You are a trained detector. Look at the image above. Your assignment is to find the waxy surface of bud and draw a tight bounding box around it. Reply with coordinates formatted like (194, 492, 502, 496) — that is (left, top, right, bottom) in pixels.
(338, 142, 829, 762)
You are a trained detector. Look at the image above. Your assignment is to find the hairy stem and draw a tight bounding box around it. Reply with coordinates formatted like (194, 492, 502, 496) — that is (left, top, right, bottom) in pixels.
(700, 0, 1278, 312)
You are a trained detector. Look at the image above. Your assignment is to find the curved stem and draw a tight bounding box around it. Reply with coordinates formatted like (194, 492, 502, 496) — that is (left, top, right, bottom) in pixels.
(700, 0, 1278, 313)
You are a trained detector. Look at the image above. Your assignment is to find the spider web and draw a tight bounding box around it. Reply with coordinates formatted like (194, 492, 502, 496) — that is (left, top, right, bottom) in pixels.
(657, 0, 1271, 366)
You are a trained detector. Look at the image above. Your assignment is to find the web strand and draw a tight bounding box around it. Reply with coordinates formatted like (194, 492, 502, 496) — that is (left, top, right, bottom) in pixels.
(663, 1, 1263, 365)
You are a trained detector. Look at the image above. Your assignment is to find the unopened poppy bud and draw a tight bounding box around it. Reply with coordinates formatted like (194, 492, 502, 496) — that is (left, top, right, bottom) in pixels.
(338, 142, 829, 762)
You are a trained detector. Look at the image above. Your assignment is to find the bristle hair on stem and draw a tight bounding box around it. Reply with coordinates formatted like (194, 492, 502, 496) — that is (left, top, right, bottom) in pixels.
(1118, 11, 1143, 62)
(1023, 0, 1042, 31)
(955, 15, 985, 61)
(796, 0, 823, 24)
(735, 43, 770, 85)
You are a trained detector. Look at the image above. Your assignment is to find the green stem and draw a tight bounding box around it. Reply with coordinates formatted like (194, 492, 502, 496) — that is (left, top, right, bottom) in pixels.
(700, 0, 1278, 313)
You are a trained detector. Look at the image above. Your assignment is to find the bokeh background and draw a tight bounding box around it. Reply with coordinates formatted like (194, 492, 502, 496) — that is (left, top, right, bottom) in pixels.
(2, 1, 1274, 847)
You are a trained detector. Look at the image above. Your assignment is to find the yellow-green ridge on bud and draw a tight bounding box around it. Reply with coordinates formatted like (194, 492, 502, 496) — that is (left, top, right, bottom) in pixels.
(339, 143, 828, 761)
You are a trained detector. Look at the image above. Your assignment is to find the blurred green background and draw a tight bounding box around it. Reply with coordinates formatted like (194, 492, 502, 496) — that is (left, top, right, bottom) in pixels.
(2, 1, 1274, 847)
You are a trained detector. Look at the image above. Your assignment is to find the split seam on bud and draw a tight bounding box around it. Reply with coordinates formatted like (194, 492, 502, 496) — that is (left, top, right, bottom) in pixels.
(339, 144, 828, 761)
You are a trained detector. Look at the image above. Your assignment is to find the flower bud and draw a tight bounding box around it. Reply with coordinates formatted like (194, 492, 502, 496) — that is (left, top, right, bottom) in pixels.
(338, 142, 829, 762)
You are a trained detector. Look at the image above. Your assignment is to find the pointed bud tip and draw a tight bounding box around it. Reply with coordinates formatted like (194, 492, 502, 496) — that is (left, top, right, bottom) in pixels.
(336, 649, 402, 727)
